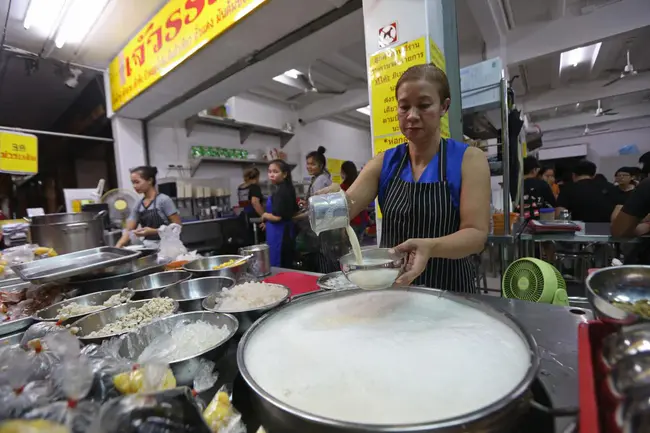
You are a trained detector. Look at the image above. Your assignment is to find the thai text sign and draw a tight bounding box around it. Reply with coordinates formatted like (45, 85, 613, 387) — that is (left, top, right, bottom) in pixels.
(0, 131, 38, 174)
(108, 0, 268, 112)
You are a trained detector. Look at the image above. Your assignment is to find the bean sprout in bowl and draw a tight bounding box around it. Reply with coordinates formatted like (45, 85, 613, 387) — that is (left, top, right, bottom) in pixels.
(239, 289, 538, 430)
(202, 282, 290, 313)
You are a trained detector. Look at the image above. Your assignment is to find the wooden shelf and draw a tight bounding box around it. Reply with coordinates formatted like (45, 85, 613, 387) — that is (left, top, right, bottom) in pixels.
(185, 111, 295, 148)
(189, 156, 296, 177)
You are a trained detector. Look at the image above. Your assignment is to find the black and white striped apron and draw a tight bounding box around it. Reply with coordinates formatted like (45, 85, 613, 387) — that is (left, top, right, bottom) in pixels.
(379, 140, 476, 293)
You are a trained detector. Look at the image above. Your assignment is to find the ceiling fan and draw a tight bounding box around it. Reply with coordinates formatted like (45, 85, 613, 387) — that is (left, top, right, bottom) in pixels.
(583, 124, 611, 135)
(287, 65, 346, 101)
(603, 49, 650, 87)
(594, 99, 618, 116)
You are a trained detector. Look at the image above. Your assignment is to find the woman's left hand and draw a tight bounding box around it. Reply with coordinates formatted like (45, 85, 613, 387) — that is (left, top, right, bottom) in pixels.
(133, 227, 158, 238)
(391, 238, 435, 286)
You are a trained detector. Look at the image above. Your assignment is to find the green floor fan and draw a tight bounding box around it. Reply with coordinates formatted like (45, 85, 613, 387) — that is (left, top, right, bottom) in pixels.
(502, 258, 569, 306)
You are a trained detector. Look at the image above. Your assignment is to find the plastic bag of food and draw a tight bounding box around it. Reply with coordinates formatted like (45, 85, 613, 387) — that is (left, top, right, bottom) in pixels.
(81, 342, 132, 403)
(0, 349, 57, 419)
(158, 224, 187, 260)
(20, 322, 79, 349)
(203, 386, 246, 433)
(23, 352, 99, 433)
(112, 363, 176, 395)
(0, 419, 69, 433)
(2, 245, 34, 266)
(191, 359, 219, 411)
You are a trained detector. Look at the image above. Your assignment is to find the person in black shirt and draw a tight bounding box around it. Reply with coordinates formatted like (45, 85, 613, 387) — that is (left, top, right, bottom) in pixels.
(237, 168, 265, 217)
(518, 157, 556, 219)
(614, 166, 636, 199)
(612, 179, 650, 263)
(557, 160, 625, 222)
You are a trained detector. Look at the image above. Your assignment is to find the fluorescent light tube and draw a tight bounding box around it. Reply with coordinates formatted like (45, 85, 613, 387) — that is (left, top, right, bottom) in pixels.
(24, 0, 66, 32)
(54, 0, 109, 48)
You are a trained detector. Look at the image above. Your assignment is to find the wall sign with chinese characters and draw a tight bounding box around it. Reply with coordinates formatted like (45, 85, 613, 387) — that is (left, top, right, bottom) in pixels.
(0, 131, 38, 174)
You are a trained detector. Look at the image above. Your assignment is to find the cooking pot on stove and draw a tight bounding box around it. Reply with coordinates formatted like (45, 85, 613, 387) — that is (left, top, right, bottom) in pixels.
(237, 288, 541, 433)
(27, 211, 106, 254)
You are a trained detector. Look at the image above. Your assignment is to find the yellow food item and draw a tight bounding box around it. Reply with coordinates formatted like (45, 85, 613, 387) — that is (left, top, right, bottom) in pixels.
(0, 265, 4, 274)
(113, 366, 176, 394)
(34, 247, 57, 257)
(212, 259, 237, 270)
(203, 391, 235, 431)
(0, 420, 70, 433)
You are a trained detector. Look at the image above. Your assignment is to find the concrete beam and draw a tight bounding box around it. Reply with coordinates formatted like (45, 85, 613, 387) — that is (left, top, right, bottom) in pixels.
(522, 74, 650, 113)
(488, 0, 650, 66)
(537, 103, 650, 132)
(298, 87, 368, 124)
(466, 0, 507, 48)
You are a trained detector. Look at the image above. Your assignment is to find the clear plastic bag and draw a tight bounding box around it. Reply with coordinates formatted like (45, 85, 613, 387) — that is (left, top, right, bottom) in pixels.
(23, 350, 98, 433)
(203, 386, 246, 433)
(158, 224, 187, 260)
(191, 359, 219, 411)
(20, 320, 78, 349)
(2, 245, 35, 266)
(112, 363, 177, 395)
(0, 349, 57, 420)
(81, 342, 132, 403)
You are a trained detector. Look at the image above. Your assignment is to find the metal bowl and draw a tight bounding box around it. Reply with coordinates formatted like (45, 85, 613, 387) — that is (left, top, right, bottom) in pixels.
(601, 323, 650, 368)
(237, 288, 540, 433)
(0, 316, 33, 337)
(610, 352, 650, 396)
(33, 289, 132, 325)
(116, 311, 238, 386)
(339, 247, 404, 290)
(586, 265, 650, 325)
(183, 255, 249, 281)
(159, 277, 236, 312)
(72, 299, 179, 345)
(202, 284, 290, 335)
(70, 255, 172, 293)
(0, 331, 24, 346)
(127, 271, 192, 300)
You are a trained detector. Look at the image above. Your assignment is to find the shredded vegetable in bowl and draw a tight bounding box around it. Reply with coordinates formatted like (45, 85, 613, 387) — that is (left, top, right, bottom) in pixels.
(215, 282, 288, 312)
(137, 320, 231, 363)
(56, 291, 132, 319)
(85, 298, 175, 338)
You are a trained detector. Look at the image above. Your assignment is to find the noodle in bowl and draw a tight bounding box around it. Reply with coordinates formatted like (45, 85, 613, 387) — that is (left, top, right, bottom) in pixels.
(238, 288, 539, 432)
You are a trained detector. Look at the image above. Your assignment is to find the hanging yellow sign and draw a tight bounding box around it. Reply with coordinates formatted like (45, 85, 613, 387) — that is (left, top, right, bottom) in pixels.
(108, 0, 268, 112)
(0, 131, 38, 174)
(326, 158, 344, 185)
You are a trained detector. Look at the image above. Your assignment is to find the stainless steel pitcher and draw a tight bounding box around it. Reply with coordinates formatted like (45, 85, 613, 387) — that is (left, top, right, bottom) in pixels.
(308, 191, 350, 235)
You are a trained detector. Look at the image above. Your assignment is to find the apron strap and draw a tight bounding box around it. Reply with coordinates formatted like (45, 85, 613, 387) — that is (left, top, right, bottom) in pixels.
(398, 139, 447, 182)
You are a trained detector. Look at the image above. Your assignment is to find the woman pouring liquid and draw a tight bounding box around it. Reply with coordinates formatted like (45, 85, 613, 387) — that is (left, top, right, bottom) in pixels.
(319, 64, 490, 292)
(262, 160, 299, 267)
(115, 166, 182, 248)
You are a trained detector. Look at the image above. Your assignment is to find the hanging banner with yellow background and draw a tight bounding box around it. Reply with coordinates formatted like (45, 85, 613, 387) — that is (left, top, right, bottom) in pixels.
(0, 131, 38, 174)
(326, 158, 344, 185)
(108, 0, 268, 112)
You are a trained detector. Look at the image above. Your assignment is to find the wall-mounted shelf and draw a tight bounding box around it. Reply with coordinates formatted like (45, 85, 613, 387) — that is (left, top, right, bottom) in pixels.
(185, 111, 295, 148)
(189, 156, 296, 177)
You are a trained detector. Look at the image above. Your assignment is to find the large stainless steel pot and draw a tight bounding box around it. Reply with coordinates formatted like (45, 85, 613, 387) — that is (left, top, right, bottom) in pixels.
(28, 212, 106, 254)
(239, 244, 271, 277)
(237, 288, 540, 433)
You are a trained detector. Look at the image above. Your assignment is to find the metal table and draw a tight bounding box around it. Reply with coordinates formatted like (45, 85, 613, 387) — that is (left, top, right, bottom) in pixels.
(268, 267, 591, 432)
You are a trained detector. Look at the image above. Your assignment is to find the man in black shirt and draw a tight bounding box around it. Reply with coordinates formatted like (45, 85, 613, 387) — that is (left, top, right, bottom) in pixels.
(557, 160, 625, 222)
(518, 157, 556, 219)
(612, 179, 650, 263)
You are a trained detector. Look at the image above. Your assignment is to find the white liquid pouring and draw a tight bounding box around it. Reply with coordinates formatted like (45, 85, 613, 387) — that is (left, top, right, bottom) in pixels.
(345, 224, 363, 265)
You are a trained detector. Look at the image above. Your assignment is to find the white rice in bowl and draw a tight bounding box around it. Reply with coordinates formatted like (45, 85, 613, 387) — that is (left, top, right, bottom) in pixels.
(215, 282, 288, 312)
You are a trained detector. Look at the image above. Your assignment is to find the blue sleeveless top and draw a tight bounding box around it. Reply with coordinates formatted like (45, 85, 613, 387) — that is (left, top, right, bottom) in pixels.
(378, 139, 468, 209)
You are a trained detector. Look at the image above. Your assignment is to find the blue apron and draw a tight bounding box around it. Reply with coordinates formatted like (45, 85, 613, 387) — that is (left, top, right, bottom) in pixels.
(265, 197, 293, 267)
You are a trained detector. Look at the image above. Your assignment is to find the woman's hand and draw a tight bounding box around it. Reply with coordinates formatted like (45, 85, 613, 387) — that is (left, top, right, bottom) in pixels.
(133, 227, 158, 238)
(391, 238, 436, 286)
(261, 212, 271, 221)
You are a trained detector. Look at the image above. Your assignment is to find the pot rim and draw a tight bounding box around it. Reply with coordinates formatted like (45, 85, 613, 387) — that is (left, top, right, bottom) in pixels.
(237, 287, 541, 431)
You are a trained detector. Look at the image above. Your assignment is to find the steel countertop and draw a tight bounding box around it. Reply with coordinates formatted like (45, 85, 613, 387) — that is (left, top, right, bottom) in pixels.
(270, 267, 591, 432)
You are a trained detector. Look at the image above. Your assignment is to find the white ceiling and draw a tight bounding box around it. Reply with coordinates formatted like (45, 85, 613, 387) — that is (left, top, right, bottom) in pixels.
(0, 0, 167, 129)
(240, 0, 650, 135)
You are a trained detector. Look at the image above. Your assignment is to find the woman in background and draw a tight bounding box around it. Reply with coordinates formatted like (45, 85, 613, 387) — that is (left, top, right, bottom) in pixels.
(306, 146, 332, 198)
(540, 166, 560, 198)
(237, 168, 265, 217)
(262, 160, 299, 267)
(116, 166, 181, 248)
(340, 161, 369, 242)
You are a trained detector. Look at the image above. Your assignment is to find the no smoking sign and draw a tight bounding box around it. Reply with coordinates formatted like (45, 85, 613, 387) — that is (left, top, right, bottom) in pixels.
(378, 22, 398, 48)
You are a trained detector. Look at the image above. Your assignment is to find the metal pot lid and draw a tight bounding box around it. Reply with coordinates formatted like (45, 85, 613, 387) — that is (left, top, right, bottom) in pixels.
(241, 244, 269, 252)
(238, 288, 539, 429)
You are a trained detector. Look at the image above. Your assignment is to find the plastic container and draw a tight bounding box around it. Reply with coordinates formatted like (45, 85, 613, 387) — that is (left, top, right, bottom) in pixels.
(539, 208, 555, 221)
(492, 213, 518, 235)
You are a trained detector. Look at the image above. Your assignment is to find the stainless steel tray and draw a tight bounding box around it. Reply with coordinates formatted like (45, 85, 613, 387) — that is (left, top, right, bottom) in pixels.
(317, 271, 358, 291)
(0, 331, 24, 345)
(0, 316, 34, 336)
(70, 255, 172, 294)
(10, 247, 141, 284)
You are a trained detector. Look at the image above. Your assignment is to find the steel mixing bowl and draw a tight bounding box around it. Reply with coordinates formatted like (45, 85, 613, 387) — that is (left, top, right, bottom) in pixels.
(72, 299, 179, 345)
(602, 323, 650, 368)
(126, 270, 192, 300)
(202, 283, 290, 335)
(339, 247, 404, 290)
(586, 265, 650, 325)
(33, 289, 133, 324)
(117, 311, 238, 386)
(183, 255, 249, 281)
(159, 276, 236, 312)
